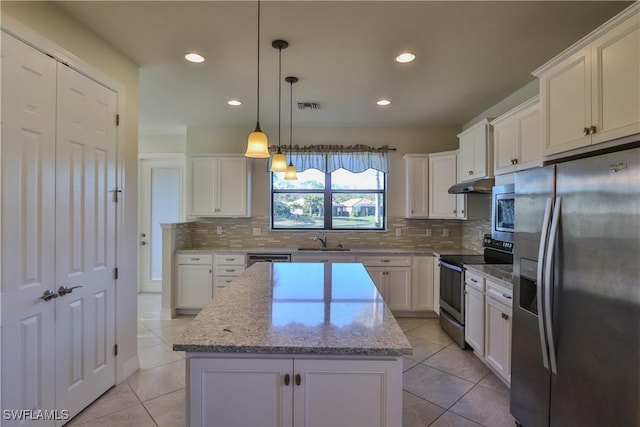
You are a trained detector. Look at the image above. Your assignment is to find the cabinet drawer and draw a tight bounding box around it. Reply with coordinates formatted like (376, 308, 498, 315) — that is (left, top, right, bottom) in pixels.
(214, 276, 237, 287)
(465, 271, 485, 291)
(486, 281, 513, 308)
(178, 254, 213, 265)
(214, 254, 246, 266)
(215, 266, 244, 276)
(358, 256, 411, 267)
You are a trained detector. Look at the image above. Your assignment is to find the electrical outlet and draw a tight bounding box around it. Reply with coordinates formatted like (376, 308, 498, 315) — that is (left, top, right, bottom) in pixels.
(216, 226, 222, 235)
(442, 228, 450, 237)
(425, 228, 432, 237)
(478, 231, 484, 240)
(252, 227, 261, 236)
(395, 228, 402, 237)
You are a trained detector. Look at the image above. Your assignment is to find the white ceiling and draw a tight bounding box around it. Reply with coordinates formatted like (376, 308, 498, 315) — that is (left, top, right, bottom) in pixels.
(56, 1, 631, 136)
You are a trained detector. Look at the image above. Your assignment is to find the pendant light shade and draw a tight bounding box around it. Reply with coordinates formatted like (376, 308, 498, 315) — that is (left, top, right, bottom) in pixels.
(269, 40, 289, 172)
(284, 76, 298, 181)
(245, 0, 269, 158)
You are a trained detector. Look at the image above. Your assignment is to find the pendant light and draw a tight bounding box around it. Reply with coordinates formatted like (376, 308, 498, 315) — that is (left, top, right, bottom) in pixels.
(284, 76, 298, 181)
(269, 40, 289, 172)
(245, 0, 270, 158)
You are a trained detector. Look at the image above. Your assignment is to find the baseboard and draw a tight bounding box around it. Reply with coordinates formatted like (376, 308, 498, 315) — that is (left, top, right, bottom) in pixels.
(118, 354, 140, 384)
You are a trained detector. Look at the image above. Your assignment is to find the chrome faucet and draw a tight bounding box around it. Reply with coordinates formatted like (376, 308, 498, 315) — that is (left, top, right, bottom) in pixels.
(311, 232, 327, 248)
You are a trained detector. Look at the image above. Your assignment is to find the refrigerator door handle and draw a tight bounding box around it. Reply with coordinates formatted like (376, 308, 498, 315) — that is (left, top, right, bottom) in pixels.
(544, 196, 562, 375)
(537, 197, 553, 370)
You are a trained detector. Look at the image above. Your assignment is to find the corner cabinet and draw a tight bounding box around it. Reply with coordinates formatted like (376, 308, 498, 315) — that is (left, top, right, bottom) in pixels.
(187, 155, 251, 217)
(428, 151, 459, 219)
(457, 119, 493, 183)
(492, 97, 542, 175)
(403, 154, 429, 218)
(176, 254, 213, 309)
(535, 5, 640, 156)
(359, 256, 412, 312)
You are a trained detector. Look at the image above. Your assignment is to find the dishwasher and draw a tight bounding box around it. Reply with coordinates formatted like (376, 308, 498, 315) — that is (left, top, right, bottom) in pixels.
(246, 253, 291, 267)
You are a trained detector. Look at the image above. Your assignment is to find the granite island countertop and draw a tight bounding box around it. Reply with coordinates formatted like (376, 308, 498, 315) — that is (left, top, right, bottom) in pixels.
(173, 262, 413, 357)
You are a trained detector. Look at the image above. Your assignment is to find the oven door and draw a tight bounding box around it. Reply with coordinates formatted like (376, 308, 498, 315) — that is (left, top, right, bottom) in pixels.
(439, 260, 465, 324)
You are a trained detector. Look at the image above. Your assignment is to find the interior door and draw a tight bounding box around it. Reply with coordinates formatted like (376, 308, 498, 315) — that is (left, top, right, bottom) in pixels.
(54, 63, 117, 419)
(1, 32, 58, 425)
(139, 158, 183, 292)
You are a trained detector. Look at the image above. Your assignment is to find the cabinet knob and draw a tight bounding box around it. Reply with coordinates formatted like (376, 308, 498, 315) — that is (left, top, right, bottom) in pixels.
(514, 158, 518, 165)
(295, 374, 301, 386)
(453, 210, 457, 214)
(589, 125, 597, 135)
(284, 374, 290, 386)
(468, 170, 473, 175)
(583, 127, 590, 136)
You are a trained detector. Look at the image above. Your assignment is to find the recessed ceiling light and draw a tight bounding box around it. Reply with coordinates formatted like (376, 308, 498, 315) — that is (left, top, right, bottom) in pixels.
(377, 99, 391, 106)
(227, 100, 242, 106)
(395, 52, 416, 63)
(184, 52, 205, 63)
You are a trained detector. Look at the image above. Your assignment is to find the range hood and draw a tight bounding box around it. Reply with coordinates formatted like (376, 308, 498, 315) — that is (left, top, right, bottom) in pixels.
(448, 178, 495, 194)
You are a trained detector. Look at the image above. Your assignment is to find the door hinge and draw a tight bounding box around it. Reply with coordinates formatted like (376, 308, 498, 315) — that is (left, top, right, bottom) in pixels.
(116, 114, 120, 126)
(113, 344, 118, 356)
(111, 187, 122, 203)
(113, 267, 119, 280)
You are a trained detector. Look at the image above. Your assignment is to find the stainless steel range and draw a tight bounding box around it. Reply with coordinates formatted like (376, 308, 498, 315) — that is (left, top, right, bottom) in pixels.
(439, 235, 513, 348)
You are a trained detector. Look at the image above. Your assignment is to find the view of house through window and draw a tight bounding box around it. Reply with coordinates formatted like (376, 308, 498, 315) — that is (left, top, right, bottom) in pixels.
(272, 168, 386, 230)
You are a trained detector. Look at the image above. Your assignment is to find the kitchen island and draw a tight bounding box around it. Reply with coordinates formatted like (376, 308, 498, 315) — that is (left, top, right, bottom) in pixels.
(174, 262, 412, 427)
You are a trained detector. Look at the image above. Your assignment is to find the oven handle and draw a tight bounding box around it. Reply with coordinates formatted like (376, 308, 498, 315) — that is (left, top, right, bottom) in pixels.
(439, 260, 463, 273)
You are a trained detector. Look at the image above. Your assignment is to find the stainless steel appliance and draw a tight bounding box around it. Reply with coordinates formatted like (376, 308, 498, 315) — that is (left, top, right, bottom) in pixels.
(439, 235, 513, 348)
(510, 145, 640, 427)
(246, 253, 291, 267)
(491, 184, 515, 243)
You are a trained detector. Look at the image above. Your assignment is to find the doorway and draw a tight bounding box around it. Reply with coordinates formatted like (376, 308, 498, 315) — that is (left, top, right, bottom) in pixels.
(139, 158, 185, 293)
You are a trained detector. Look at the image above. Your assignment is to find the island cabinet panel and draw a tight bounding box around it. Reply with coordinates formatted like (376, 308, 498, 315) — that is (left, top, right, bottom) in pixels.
(188, 356, 402, 427)
(189, 357, 293, 427)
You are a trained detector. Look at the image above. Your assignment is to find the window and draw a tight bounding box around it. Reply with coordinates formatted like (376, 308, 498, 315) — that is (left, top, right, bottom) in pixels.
(272, 168, 386, 230)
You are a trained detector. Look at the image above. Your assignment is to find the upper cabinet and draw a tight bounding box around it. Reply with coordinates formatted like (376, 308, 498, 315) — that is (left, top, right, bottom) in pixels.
(428, 151, 458, 219)
(457, 119, 494, 183)
(403, 154, 429, 218)
(534, 5, 639, 156)
(492, 96, 541, 175)
(188, 155, 251, 217)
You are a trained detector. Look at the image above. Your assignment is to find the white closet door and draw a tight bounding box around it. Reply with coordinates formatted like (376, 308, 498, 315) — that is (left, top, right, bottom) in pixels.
(1, 33, 58, 425)
(54, 64, 117, 419)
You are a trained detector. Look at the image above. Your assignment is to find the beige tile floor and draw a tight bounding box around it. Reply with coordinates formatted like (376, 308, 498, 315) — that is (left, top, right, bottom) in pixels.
(67, 293, 514, 426)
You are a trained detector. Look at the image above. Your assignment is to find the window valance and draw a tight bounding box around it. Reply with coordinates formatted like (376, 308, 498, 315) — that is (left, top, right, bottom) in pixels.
(268, 144, 393, 173)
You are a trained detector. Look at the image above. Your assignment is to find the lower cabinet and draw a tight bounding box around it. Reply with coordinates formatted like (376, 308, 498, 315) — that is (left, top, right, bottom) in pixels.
(464, 285, 485, 356)
(176, 254, 213, 309)
(359, 256, 412, 312)
(411, 256, 434, 311)
(291, 254, 356, 263)
(484, 281, 513, 382)
(188, 356, 402, 427)
(213, 253, 246, 297)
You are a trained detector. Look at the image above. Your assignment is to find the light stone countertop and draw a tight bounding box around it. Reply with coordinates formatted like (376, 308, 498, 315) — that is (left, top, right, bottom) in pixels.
(178, 247, 479, 256)
(173, 262, 413, 357)
(464, 264, 514, 289)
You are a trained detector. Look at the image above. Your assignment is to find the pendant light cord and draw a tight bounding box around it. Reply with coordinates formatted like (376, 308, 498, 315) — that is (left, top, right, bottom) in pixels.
(278, 46, 282, 150)
(289, 79, 293, 152)
(256, 0, 261, 125)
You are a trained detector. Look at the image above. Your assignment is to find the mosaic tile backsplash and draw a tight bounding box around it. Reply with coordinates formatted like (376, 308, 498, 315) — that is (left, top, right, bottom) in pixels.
(174, 216, 490, 253)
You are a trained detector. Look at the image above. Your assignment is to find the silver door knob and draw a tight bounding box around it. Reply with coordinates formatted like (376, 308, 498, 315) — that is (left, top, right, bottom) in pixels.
(58, 285, 83, 296)
(40, 289, 59, 301)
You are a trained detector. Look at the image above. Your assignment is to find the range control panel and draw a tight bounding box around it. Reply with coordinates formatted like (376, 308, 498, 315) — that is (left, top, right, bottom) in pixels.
(483, 234, 514, 253)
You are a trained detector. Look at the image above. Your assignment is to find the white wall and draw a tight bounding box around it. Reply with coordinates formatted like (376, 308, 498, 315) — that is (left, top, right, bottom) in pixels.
(2, 1, 140, 382)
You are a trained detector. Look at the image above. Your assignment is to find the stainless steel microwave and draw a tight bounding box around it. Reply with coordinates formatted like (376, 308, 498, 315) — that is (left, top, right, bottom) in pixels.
(491, 184, 514, 243)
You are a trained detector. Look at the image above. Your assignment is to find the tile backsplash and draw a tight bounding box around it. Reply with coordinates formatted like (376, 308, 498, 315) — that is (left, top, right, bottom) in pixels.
(174, 216, 490, 253)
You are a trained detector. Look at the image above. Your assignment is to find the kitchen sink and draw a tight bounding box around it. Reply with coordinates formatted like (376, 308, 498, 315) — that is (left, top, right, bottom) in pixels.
(297, 247, 351, 251)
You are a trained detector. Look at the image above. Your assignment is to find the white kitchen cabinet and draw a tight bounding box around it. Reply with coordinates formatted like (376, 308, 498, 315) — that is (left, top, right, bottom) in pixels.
(403, 154, 429, 218)
(177, 254, 213, 309)
(411, 256, 435, 312)
(428, 151, 458, 219)
(535, 6, 639, 156)
(188, 155, 251, 217)
(188, 356, 402, 427)
(457, 119, 493, 183)
(213, 253, 246, 297)
(292, 254, 356, 263)
(484, 280, 513, 383)
(433, 256, 441, 315)
(492, 97, 541, 175)
(464, 271, 485, 356)
(359, 256, 412, 312)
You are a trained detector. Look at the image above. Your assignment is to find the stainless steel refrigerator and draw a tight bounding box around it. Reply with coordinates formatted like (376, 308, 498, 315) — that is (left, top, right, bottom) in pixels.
(510, 144, 640, 427)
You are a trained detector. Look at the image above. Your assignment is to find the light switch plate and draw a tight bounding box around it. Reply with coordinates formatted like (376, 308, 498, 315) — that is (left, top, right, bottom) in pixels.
(442, 228, 450, 237)
(425, 229, 432, 237)
(252, 227, 261, 236)
(216, 226, 222, 235)
(395, 228, 402, 237)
